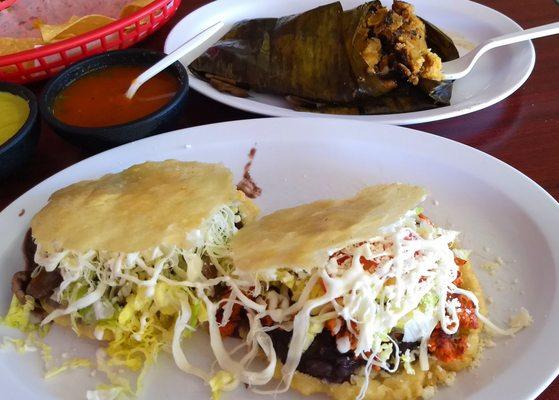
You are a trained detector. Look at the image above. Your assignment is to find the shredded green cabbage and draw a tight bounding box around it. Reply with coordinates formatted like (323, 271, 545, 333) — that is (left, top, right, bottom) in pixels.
(87, 283, 207, 397)
(1, 305, 91, 382)
(452, 248, 472, 260)
(303, 319, 325, 351)
(45, 358, 92, 380)
(2, 203, 242, 397)
(401, 349, 416, 375)
(86, 385, 129, 400)
(0, 337, 37, 354)
(0, 295, 48, 335)
(209, 370, 238, 400)
(419, 292, 440, 311)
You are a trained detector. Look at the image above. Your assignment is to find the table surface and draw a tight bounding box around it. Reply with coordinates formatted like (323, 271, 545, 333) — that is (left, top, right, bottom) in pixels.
(1, 0, 558, 398)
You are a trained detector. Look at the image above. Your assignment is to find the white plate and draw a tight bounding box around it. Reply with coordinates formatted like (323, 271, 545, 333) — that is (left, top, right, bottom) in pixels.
(165, 0, 535, 125)
(1, 118, 558, 400)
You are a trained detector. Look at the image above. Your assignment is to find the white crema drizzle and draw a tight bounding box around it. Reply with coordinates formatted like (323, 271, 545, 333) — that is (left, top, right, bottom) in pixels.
(35, 203, 243, 326)
(208, 212, 510, 399)
(31, 205, 519, 399)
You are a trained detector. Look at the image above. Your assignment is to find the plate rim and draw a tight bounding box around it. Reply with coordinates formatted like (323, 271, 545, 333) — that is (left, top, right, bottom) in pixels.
(164, 0, 536, 125)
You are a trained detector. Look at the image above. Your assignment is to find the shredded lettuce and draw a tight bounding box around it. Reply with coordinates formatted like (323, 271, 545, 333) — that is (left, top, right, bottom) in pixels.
(401, 349, 416, 375)
(290, 277, 322, 302)
(377, 342, 394, 364)
(2, 203, 247, 397)
(45, 358, 92, 380)
(89, 283, 205, 397)
(452, 248, 472, 261)
(86, 385, 128, 400)
(396, 291, 439, 330)
(37, 203, 241, 326)
(0, 295, 48, 335)
(27, 206, 240, 394)
(1, 201, 237, 398)
(0, 337, 38, 353)
(37, 337, 52, 359)
(419, 292, 440, 311)
(209, 370, 238, 400)
(0, 319, 91, 383)
(202, 205, 242, 275)
(303, 319, 325, 351)
(275, 271, 296, 289)
(93, 350, 134, 398)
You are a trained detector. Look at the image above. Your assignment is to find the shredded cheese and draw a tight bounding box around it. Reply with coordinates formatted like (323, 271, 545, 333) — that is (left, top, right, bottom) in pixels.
(509, 307, 533, 331)
(202, 211, 506, 399)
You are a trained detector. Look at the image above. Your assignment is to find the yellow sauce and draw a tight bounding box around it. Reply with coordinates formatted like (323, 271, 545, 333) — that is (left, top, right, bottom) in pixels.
(0, 92, 30, 146)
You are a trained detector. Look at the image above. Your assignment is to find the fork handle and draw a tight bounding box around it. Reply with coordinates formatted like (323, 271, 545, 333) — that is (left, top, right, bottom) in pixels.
(443, 21, 559, 80)
(481, 21, 559, 51)
(126, 21, 225, 99)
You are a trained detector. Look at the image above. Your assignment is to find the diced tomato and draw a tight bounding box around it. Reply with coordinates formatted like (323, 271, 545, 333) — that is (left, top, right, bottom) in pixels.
(451, 294, 479, 330)
(454, 257, 467, 266)
(453, 258, 466, 286)
(418, 213, 433, 226)
(337, 254, 351, 265)
(218, 302, 243, 337)
(453, 269, 463, 286)
(261, 315, 274, 327)
(428, 328, 468, 363)
(219, 320, 237, 337)
(325, 318, 338, 335)
(359, 256, 378, 272)
(330, 250, 352, 266)
(325, 319, 360, 351)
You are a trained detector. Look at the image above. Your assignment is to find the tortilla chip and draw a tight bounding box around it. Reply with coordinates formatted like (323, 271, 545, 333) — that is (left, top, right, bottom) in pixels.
(0, 0, 156, 58)
(120, 0, 155, 18)
(39, 15, 116, 42)
(0, 37, 43, 56)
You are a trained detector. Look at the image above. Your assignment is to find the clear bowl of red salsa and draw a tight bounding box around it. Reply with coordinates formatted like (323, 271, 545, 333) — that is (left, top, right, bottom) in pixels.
(39, 49, 189, 150)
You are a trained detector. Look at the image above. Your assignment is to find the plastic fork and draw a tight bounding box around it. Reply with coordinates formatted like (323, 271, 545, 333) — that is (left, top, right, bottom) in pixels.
(443, 21, 559, 80)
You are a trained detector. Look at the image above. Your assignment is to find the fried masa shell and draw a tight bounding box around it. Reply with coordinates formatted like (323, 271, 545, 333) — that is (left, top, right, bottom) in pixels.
(31, 160, 259, 254)
(33, 160, 259, 340)
(232, 183, 427, 274)
(279, 260, 486, 400)
(68, 300, 482, 400)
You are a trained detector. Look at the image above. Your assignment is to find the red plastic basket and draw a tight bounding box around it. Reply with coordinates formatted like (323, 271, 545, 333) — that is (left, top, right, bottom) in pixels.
(0, 0, 181, 84)
(0, 0, 19, 12)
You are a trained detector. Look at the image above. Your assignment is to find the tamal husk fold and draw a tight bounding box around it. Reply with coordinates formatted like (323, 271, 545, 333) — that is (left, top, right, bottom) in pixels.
(191, 3, 358, 103)
(190, 1, 460, 115)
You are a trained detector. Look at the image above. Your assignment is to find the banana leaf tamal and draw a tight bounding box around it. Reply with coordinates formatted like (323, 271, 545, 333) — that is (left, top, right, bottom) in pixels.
(190, 1, 459, 115)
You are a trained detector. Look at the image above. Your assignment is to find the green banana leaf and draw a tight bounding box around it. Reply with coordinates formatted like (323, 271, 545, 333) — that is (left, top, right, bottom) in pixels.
(190, 1, 459, 115)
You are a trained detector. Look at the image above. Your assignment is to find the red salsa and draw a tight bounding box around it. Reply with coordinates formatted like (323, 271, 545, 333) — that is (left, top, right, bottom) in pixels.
(53, 65, 179, 128)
